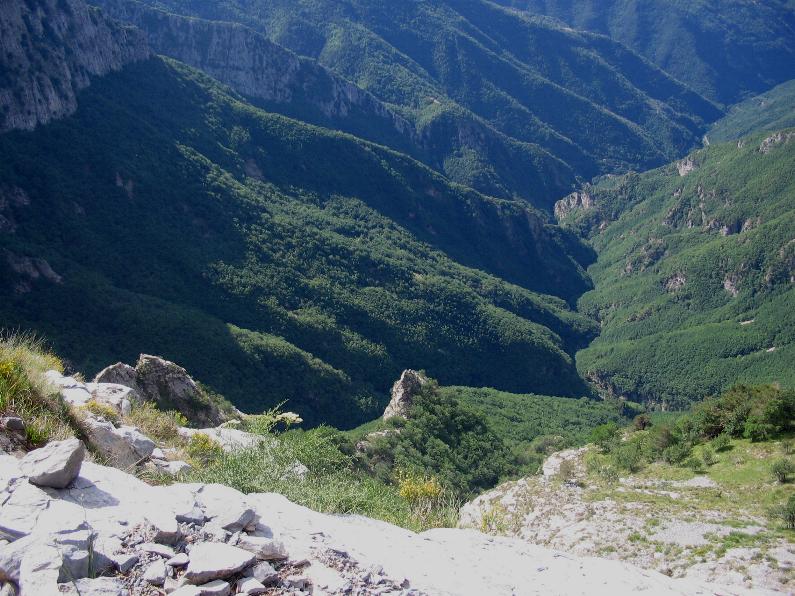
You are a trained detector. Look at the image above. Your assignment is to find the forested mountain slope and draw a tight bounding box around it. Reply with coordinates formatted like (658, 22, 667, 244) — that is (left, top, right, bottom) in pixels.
(0, 42, 600, 427)
(557, 129, 795, 408)
(708, 79, 795, 143)
(496, 0, 795, 106)
(101, 0, 721, 211)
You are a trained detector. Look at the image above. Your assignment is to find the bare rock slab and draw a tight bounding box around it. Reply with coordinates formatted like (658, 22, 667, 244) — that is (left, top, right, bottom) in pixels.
(184, 542, 256, 585)
(234, 535, 287, 561)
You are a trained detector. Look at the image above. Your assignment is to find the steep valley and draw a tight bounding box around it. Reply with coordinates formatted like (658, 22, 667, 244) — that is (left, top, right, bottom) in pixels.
(1, 1, 795, 593)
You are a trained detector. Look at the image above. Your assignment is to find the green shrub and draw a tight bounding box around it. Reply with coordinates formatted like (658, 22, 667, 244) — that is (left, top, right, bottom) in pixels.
(773, 495, 795, 529)
(126, 402, 187, 444)
(770, 458, 795, 483)
(711, 433, 732, 452)
(662, 443, 691, 465)
(531, 434, 568, 455)
(782, 439, 794, 455)
(186, 433, 223, 464)
(684, 455, 704, 472)
(590, 422, 621, 453)
(701, 447, 717, 467)
(612, 441, 646, 473)
(744, 418, 775, 442)
(633, 414, 652, 431)
(84, 400, 120, 426)
(356, 380, 516, 499)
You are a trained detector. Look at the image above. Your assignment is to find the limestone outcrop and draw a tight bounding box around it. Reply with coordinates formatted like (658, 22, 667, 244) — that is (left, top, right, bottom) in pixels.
(382, 370, 428, 421)
(95, 355, 232, 426)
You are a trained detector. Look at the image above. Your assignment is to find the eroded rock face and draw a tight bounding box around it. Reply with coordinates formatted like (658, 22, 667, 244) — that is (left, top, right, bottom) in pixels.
(95, 355, 229, 426)
(554, 189, 594, 221)
(382, 370, 428, 420)
(92, 0, 416, 147)
(676, 157, 697, 176)
(758, 130, 795, 154)
(0, 0, 150, 133)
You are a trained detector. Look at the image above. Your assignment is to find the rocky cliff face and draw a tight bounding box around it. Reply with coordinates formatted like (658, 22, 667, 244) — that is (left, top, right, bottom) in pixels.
(0, 0, 150, 133)
(382, 369, 428, 420)
(91, 0, 416, 150)
(89, 0, 579, 210)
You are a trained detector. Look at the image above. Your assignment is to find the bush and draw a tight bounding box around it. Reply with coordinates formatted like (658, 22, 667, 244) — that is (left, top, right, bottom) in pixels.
(662, 443, 691, 464)
(126, 402, 187, 444)
(701, 446, 717, 467)
(186, 433, 223, 464)
(770, 458, 795, 483)
(773, 495, 795, 529)
(612, 440, 646, 473)
(677, 385, 795, 444)
(531, 434, 567, 455)
(358, 380, 516, 499)
(744, 418, 775, 442)
(84, 400, 120, 426)
(684, 455, 704, 472)
(782, 439, 794, 455)
(590, 422, 621, 453)
(632, 414, 652, 431)
(711, 433, 732, 452)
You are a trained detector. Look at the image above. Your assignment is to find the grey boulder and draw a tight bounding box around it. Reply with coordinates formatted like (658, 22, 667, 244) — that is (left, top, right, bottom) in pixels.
(19, 438, 84, 488)
(82, 414, 154, 469)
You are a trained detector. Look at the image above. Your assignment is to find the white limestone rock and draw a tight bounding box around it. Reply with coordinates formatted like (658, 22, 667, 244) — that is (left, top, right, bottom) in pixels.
(138, 542, 176, 558)
(236, 576, 267, 594)
(382, 370, 428, 420)
(234, 535, 287, 561)
(19, 438, 84, 488)
(86, 382, 137, 416)
(143, 559, 168, 585)
(59, 576, 130, 595)
(195, 579, 231, 595)
(245, 561, 278, 585)
(167, 553, 189, 567)
(183, 543, 256, 585)
(82, 414, 154, 469)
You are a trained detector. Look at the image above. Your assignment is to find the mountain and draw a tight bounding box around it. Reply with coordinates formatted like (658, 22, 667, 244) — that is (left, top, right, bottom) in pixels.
(0, 0, 149, 132)
(0, 0, 603, 427)
(495, 0, 795, 106)
(707, 79, 795, 143)
(557, 128, 795, 409)
(93, 0, 721, 211)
